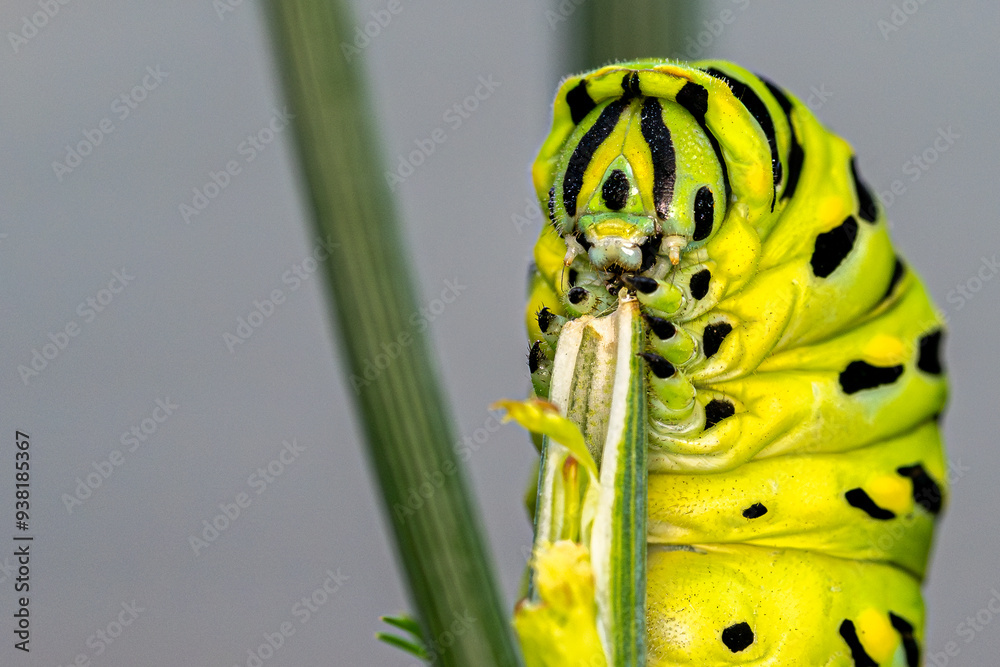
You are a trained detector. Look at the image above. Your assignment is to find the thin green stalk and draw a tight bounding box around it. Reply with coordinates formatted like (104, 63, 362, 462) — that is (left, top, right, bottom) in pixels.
(266, 2, 522, 665)
(590, 301, 647, 664)
(567, 1, 701, 72)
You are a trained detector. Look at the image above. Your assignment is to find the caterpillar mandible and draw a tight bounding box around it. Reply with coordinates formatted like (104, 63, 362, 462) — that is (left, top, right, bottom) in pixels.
(503, 60, 948, 666)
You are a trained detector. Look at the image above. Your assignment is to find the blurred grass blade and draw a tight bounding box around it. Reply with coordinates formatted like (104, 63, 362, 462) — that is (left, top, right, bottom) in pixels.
(375, 633, 430, 661)
(375, 632, 430, 660)
(566, 0, 701, 71)
(380, 613, 424, 636)
(266, 1, 522, 665)
(377, 612, 429, 659)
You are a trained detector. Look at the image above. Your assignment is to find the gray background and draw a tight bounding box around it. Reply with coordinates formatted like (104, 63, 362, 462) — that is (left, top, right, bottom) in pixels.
(1, 1, 997, 665)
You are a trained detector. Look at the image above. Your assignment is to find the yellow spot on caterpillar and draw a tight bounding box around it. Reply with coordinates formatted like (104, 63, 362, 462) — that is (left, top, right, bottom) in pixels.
(856, 608, 900, 664)
(818, 195, 847, 225)
(747, 163, 769, 193)
(867, 475, 913, 515)
(863, 334, 907, 365)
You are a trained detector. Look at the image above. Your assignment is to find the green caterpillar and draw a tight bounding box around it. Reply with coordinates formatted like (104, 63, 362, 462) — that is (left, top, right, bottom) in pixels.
(505, 59, 948, 666)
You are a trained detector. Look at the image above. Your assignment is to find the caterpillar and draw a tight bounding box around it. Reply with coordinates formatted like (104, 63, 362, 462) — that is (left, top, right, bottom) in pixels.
(503, 59, 948, 666)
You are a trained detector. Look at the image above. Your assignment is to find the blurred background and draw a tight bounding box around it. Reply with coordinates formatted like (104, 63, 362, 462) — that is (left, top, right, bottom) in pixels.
(1, 1, 996, 664)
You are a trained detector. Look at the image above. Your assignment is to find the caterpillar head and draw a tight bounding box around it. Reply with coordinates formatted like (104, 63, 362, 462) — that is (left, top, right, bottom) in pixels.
(549, 94, 727, 275)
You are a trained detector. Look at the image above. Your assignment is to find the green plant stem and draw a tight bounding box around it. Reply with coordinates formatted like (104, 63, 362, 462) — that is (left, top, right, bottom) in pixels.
(567, 0, 701, 72)
(266, 2, 522, 665)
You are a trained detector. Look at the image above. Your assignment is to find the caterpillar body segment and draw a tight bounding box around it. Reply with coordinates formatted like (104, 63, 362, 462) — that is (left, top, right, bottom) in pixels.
(515, 59, 946, 666)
